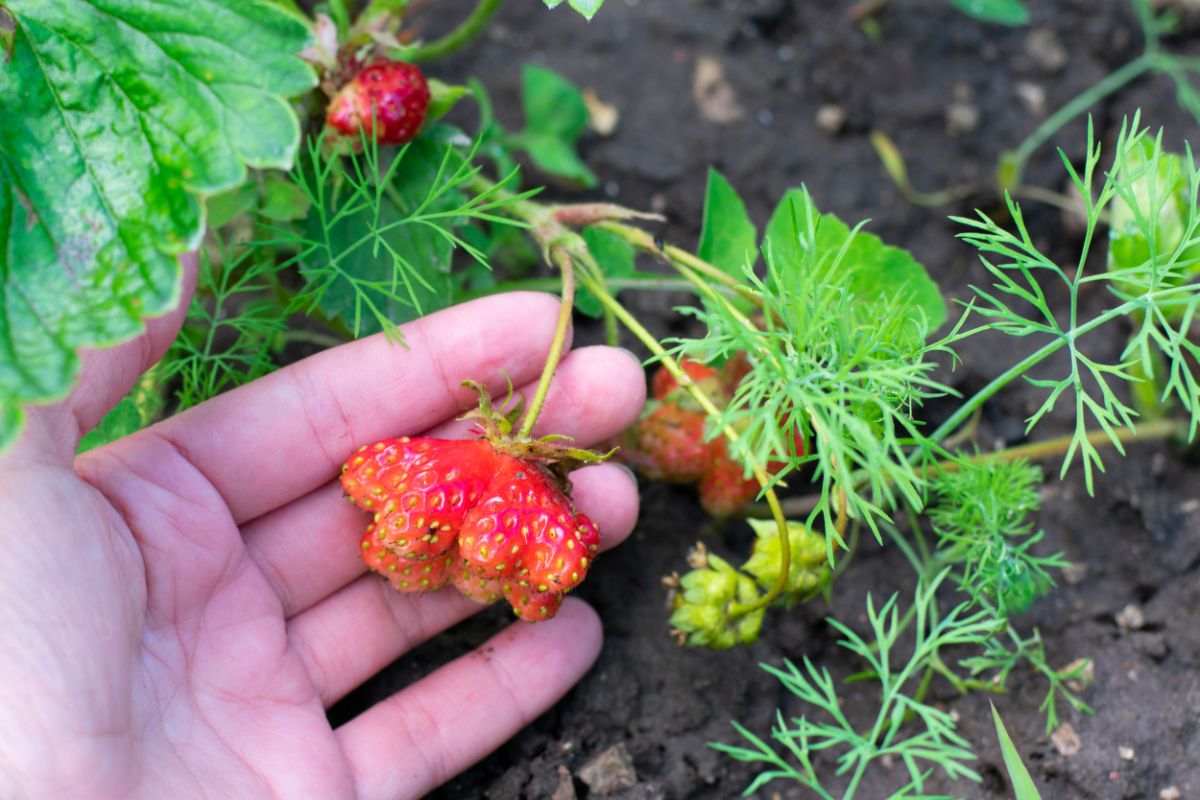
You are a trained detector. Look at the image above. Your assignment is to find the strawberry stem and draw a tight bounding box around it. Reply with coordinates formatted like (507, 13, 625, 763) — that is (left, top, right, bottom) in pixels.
(570, 268, 794, 616)
(594, 221, 765, 309)
(408, 0, 507, 62)
(470, 173, 795, 617)
(516, 246, 575, 440)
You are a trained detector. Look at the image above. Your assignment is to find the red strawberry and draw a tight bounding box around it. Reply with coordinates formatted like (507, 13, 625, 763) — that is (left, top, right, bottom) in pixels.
(459, 457, 600, 593)
(697, 438, 761, 518)
(651, 358, 721, 401)
(360, 526, 455, 592)
(502, 580, 565, 622)
(624, 402, 709, 482)
(326, 59, 430, 145)
(341, 437, 499, 560)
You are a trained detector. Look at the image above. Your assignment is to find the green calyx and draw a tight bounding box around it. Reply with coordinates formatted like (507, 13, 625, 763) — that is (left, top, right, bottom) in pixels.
(459, 380, 613, 479)
(743, 519, 830, 606)
(668, 545, 764, 649)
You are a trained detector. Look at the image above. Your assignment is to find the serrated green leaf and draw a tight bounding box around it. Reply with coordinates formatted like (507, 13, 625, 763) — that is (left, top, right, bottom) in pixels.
(950, 0, 1028, 26)
(506, 65, 596, 186)
(0, 0, 314, 450)
(697, 168, 757, 277)
(765, 189, 947, 338)
(577, 226, 633, 317)
(991, 705, 1042, 800)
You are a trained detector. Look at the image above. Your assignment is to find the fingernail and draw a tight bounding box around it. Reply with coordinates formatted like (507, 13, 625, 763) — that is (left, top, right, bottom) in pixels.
(616, 347, 647, 368)
(613, 460, 639, 488)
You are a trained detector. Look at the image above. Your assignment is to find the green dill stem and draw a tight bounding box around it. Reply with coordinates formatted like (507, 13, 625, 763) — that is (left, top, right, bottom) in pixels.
(1006, 54, 1153, 186)
(516, 246, 575, 439)
(408, 0, 506, 62)
(594, 221, 765, 308)
(929, 299, 1140, 444)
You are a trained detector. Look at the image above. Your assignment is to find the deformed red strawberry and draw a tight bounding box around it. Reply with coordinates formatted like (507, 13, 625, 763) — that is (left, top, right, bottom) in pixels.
(459, 457, 600, 594)
(342, 405, 607, 622)
(326, 59, 430, 145)
(360, 525, 455, 592)
(341, 437, 498, 560)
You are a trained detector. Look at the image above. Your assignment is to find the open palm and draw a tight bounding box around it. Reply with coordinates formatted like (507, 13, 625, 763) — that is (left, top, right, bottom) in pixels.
(0, 258, 644, 799)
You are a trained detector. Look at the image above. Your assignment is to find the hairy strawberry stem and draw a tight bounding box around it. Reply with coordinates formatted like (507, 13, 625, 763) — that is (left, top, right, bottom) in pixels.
(516, 246, 575, 440)
(595, 221, 765, 308)
(571, 266, 794, 615)
(408, 0, 506, 62)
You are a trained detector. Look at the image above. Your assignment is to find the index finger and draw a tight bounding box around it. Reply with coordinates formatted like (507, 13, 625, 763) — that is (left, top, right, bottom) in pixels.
(148, 292, 565, 523)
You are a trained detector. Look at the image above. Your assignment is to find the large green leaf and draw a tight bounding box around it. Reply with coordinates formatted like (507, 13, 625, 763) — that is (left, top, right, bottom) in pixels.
(0, 0, 314, 449)
(697, 168, 757, 277)
(765, 189, 947, 339)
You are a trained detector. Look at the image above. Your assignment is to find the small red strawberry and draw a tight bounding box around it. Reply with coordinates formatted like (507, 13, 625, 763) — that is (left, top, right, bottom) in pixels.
(697, 437, 761, 518)
(623, 402, 709, 483)
(341, 437, 499, 560)
(326, 59, 430, 145)
(360, 526, 455, 592)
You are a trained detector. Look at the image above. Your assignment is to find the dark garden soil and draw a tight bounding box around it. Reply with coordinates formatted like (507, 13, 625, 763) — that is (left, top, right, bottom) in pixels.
(328, 1, 1200, 796)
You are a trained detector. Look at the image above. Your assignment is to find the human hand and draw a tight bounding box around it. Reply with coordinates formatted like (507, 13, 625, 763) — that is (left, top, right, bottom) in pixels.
(0, 255, 644, 799)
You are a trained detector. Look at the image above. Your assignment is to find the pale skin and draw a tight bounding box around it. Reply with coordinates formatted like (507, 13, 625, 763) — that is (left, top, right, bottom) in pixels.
(0, 254, 645, 799)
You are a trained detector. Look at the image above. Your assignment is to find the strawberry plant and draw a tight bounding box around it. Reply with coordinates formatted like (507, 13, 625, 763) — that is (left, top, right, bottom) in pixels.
(6, 0, 1200, 796)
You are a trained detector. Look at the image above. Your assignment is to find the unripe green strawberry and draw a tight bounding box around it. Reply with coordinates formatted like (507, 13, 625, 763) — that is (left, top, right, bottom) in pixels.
(341, 437, 498, 560)
(743, 519, 830, 605)
(360, 525, 455, 592)
(668, 550, 764, 649)
(326, 59, 430, 145)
